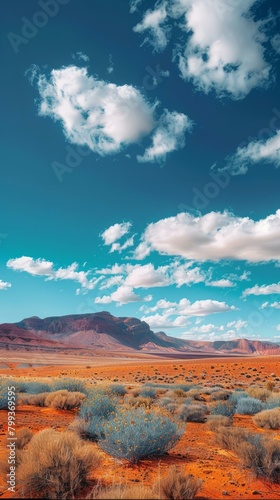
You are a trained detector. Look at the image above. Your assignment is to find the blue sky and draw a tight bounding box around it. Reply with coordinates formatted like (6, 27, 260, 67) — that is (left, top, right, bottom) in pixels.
(1, 0, 280, 342)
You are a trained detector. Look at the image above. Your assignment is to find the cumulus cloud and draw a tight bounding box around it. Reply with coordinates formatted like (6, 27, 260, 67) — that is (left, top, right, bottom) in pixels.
(134, 210, 280, 262)
(171, 261, 206, 287)
(225, 130, 280, 175)
(132, 0, 272, 99)
(95, 285, 151, 305)
(6, 256, 99, 291)
(0, 280, 11, 290)
(137, 110, 193, 163)
(30, 65, 192, 162)
(142, 298, 236, 327)
(181, 319, 249, 340)
(125, 263, 170, 288)
(243, 283, 280, 297)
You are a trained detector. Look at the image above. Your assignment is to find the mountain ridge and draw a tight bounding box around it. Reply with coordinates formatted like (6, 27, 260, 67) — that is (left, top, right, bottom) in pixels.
(0, 311, 279, 356)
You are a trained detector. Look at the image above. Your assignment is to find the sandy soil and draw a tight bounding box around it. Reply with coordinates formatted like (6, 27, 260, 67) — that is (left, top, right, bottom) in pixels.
(0, 353, 279, 499)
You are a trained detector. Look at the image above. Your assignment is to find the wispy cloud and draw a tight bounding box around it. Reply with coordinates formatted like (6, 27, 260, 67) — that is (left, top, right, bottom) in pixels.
(6, 256, 99, 291)
(224, 130, 280, 175)
(243, 283, 280, 297)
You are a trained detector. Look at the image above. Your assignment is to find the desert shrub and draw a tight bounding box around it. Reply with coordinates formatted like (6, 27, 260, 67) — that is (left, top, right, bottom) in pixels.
(17, 429, 101, 499)
(89, 484, 157, 499)
(210, 390, 231, 401)
(179, 404, 207, 423)
(106, 384, 126, 397)
(53, 378, 88, 394)
(154, 465, 203, 500)
(158, 397, 172, 408)
(166, 403, 178, 414)
(264, 397, 280, 410)
(253, 408, 280, 430)
(214, 426, 250, 452)
(45, 390, 86, 410)
(247, 387, 271, 402)
(69, 417, 104, 442)
(130, 396, 153, 408)
(211, 401, 235, 417)
(19, 392, 49, 407)
(207, 415, 232, 432)
(236, 434, 280, 483)
(236, 397, 263, 415)
(15, 381, 52, 394)
(16, 428, 34, 450)
(99, 407, 184, 463)
(186, 388, 204, 401)
(229, 391, 248, 404)
(173, 389, 187, 398)
(79, 392, 116, 420)
(266, 381, 276, 391)
(139, 387, 156, 399)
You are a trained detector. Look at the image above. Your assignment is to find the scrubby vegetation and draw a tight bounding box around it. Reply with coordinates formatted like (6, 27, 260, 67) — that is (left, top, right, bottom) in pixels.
(17, 429, 101, 499)
(1, 368, 279, 498)
(99, 406, 184, 463)
(154, 465, 203, 499)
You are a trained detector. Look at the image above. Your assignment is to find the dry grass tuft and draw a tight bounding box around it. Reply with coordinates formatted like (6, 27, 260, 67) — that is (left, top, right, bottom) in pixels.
(154, 465, 203, 499)
(17, 429, 101, 499)
(253, 408, 280, 430)
(16, 427, 34, 450)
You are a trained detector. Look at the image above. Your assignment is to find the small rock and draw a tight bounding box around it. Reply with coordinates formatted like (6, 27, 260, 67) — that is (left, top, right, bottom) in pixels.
(222, 491, 229, 496)
(252, 491, 261, 495)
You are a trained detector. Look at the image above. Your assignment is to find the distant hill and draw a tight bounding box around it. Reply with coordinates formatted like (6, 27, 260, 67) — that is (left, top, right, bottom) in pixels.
(0, 311, 279, 356)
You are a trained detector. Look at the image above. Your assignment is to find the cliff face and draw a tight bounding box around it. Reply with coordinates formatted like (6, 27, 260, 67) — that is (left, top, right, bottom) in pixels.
(0, 312, 278, 355)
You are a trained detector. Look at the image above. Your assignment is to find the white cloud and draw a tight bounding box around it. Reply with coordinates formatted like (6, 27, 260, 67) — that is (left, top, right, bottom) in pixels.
(276, 325, 280, 332)
(141, 313, 190, 329)
(172, 261, 206, 287)
(137, 110, 193, 163)
(101, 222, 132, 246)
(31, 65, 192, 162)
(261, 301, 280, 309)
(31, 65, 155, 156)
(133, 2, 169, 52)
(72, 51, 90, 62)
(130, 0, 144, 14)
(6, 256, 99, 291)
(0, 280, 11, 290)
(225, 130, 280, 175)
(135, 210, 280, 262)
(207, 279, 235, 288)
(132, 0, 271, 99)
(99, 275, 124, 290)
(125, 263, 170, 288)
(95, 285, 151, 305)
(132, 242, 151, 260)
(110, 237, 134, 254)
(243, 283, 280, 297)
(176, 298, 236, 316)
(96, 264, 128, 275)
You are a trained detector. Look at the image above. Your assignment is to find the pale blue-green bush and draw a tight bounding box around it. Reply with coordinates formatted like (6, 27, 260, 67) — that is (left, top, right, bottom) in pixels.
(236, 397, 263, 415)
